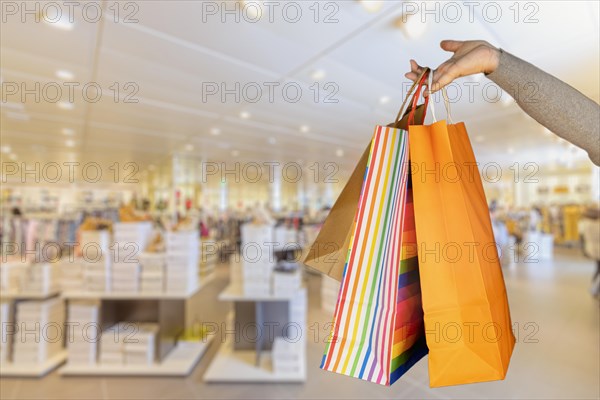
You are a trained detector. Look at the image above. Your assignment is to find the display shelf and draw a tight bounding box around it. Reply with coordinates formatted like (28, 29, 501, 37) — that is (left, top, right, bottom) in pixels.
(203, 342, 306, 383)
(61, 273, 214, 300)
(0, 289, 61, 301)
(0, 350, 67, 377)
(59, 339, 212, 377)
(219, 284, 305, 302)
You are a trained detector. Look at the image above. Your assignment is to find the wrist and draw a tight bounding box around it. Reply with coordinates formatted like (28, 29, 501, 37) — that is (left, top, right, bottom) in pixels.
(485, 47, 501, 74)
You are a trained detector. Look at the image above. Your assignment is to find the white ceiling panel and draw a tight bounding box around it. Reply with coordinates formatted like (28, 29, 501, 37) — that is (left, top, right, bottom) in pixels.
(1, 0, 598, 172)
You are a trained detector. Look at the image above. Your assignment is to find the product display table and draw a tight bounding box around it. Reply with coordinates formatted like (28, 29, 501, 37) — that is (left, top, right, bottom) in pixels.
(59, 340, 211, 376)
(204, 284, 307, 383)
(59, 270, 215, 377)
(0, 350, 67, 377)
(61, 274, 214, 300)
(0, 290, 66, 377)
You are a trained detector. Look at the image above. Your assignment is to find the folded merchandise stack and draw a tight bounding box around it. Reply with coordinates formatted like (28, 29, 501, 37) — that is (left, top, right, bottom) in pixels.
(320, 275, 340, 314)
(0, 301, 11, 363)
(274, 226, 299, 252)
(272, 337, 304, 374)
(59, 258, 84, 292)
(139, 253, 166, 293)
(83, 256, 111, 292)
(66, 300, 101, 365)
(240, 224, 275, 296)
(100, 322, 158, 365)
(272, 268, 302, 297)
(112, 262, 140, 293)
(123, 323, 158, 365)
(199, 240, 218, 278)
(21, 263, 60, 295)
(113, 222, 153, 257)
(100, 323, 126, 365)
(288, 289, 307, 330)
(165, 231, 199, 293)
(12, 298, 65, 364)
(0, 260, 28, 294)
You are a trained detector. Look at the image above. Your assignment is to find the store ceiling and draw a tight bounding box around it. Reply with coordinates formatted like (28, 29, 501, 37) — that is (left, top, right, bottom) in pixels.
(1, 1, 599, 179)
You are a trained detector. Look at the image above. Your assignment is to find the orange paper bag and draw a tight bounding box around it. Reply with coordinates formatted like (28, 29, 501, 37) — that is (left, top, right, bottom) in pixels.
(409, 77, 515, 387)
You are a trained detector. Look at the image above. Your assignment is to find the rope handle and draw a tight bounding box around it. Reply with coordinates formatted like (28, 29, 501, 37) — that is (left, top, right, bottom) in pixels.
(394, 67, 430, 125)
(427, 70, 454, 124)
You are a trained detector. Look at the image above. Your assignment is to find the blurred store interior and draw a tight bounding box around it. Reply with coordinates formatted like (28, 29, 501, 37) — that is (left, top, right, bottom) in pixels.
(0, 1, 599, 399)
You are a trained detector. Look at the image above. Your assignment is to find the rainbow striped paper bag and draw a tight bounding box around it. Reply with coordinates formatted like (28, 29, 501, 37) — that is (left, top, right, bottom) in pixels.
(321, 125, 428, 386)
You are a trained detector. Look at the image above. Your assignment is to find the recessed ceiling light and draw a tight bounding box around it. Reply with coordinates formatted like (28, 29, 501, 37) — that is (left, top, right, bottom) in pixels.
(43, 11, 74, 30)
(58, 101, 74, 110)
(1, 145, 11, 154)
(336, 149, 344, 157)
(359, 0, 383, 13)
(56, 69, 74, 80)
(231, 150, 240, 157)
(396, 14, 427, 39)
(185, 144, 194, 151)
(242, 0, 262, 19)
(311, 69, 326, 81)
(267, 137, 277, 145)
(379, 96, 391, 105)
(240, 111, 251, 119)
(65, 139, 75, 147)
(8, 153, 17, 160)
(300, 125, 310, 133)
(210, 128, 221, 136)
(62, 128, 75, 135)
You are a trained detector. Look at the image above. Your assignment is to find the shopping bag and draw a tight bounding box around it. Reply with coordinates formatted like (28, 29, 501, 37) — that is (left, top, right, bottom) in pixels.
(303, 76, 427, 282)
(319, 70, 431, 385)
(408, 75, 515, 387)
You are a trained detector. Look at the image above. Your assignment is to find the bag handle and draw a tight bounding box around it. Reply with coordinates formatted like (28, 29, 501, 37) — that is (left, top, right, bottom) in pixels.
(408, 73, 430, 125)
(427, 71, 455, 124)
(394, 67, 430, 126)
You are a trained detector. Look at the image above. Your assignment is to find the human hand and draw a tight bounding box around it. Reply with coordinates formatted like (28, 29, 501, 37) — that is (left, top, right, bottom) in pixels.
(405, 40, 500, 96)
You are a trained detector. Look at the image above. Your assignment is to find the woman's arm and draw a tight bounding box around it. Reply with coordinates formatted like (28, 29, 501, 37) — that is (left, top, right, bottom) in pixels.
(407, 40, 600, 166)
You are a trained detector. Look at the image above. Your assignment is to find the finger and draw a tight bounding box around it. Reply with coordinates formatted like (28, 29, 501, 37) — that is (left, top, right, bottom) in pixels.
(406, 59, 425, 81)
(440, 40, 464, 53)
(429, 63, 462, 94)
(409, 59, 425, 74)
(405, 72, 419, 81)
(422, 61, 452, 95)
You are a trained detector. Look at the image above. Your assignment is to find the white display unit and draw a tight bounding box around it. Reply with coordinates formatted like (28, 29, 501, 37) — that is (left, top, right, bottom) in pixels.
(59, 238, 215, 377)
(0, 290, 67, 377)
(0, 290, 61, 301)
(0, 350, 68, 377)
(219, 283, 303, 302)
(61, 273, 214, 300)
(59, 340, 211, 377)
(203, 343, 306, 383)
(204, 284, 307, 383)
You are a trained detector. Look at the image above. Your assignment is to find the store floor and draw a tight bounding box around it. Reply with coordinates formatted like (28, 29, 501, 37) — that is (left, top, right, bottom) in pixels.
(1, 248, 598, 400)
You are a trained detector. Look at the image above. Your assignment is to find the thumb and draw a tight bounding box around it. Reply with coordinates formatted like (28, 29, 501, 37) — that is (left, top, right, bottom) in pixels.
(440, 40, 463, 53)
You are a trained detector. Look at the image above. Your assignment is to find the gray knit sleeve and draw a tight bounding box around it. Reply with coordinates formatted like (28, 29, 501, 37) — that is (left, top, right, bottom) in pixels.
(486, 49, 600, 166)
